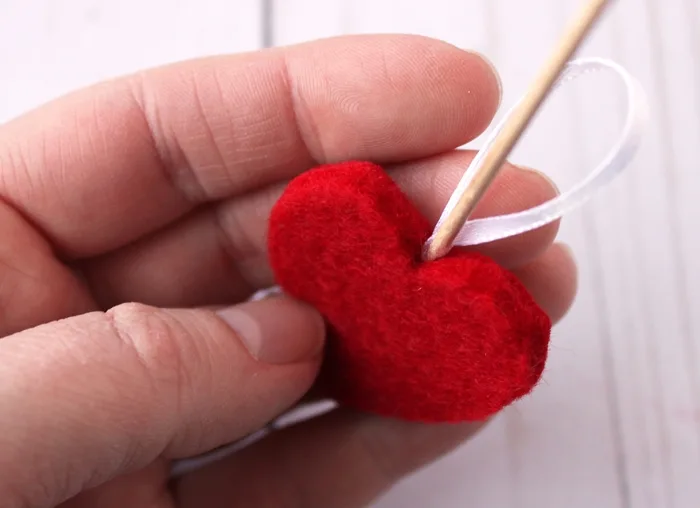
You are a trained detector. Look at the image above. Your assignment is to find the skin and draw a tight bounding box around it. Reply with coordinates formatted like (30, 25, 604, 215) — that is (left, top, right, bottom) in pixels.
(0, 34, 577, 508)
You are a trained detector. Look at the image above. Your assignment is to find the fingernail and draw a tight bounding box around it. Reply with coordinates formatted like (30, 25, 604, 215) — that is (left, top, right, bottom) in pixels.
(516, 165, 560, 196)
(217, 297, 325, 364)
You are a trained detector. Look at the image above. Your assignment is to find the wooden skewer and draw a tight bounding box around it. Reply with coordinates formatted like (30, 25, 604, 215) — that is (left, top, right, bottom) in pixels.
(424, 0, 615, 261)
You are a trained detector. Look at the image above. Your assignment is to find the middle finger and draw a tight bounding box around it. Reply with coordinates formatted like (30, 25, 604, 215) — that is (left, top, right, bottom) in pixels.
(83, 151, 560, 309)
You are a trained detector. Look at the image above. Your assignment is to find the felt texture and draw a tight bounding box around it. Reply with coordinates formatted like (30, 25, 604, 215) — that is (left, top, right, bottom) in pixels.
(267, 161, 551, 422)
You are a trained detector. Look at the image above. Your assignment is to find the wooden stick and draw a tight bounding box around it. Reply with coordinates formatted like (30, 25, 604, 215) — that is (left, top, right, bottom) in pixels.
(424, 0, 614, 261)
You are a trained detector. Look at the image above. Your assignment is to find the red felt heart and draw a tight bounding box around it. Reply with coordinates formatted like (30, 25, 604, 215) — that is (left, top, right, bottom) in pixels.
(267, 161, 551, 422)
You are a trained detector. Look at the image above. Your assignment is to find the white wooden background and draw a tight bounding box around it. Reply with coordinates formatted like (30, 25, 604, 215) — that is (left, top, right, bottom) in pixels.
(1, 1, 699, 507)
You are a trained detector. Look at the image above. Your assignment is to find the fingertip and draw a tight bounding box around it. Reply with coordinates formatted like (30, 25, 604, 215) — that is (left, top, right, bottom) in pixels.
(390, 152, 561, 268)
(284, 34, 505, 162)
(465, 163, 562, 267)
(472, 164, 560, 222)
(464, 48, 503, 117)
(442, 44, 503, 141)
(354, 413, 489, 478)
(511, 242, 578, 323)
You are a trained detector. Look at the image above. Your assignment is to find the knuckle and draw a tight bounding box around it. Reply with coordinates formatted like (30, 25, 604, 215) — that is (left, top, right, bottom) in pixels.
(126, 73, 208, 204)
(279, 53, 326, 163)
(104, 303, 194, 405)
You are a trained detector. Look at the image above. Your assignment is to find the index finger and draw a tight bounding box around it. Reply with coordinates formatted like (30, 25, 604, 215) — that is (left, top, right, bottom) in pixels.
(0, 34, 501, 258)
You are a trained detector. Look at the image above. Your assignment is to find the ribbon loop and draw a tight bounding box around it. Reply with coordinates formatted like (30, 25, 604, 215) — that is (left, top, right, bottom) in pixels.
(425, 57, 648, 251)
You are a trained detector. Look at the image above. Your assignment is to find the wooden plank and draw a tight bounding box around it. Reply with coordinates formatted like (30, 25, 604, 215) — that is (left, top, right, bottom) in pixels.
(273, 1, 700, 507)
(2, 1, 699, 506)
(480, 3, 627, 507)
(605, 1, 700, 506)
(0, 0, 263, 122)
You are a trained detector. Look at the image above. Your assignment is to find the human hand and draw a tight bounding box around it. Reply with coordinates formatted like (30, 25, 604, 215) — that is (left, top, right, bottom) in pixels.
(0, 34, 577, 508)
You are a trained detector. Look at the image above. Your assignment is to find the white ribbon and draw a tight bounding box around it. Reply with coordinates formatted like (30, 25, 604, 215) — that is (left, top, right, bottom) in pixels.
(423, 57, 648, 256)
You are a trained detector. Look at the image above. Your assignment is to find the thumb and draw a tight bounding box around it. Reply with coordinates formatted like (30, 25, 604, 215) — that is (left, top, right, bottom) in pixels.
(0, 295, 324, 508)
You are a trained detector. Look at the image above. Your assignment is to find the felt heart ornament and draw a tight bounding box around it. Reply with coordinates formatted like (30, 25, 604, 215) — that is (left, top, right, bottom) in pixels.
(171, 60, 645, 477)
(266, 58, 647, 424)
(267, 160, 551, 423)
